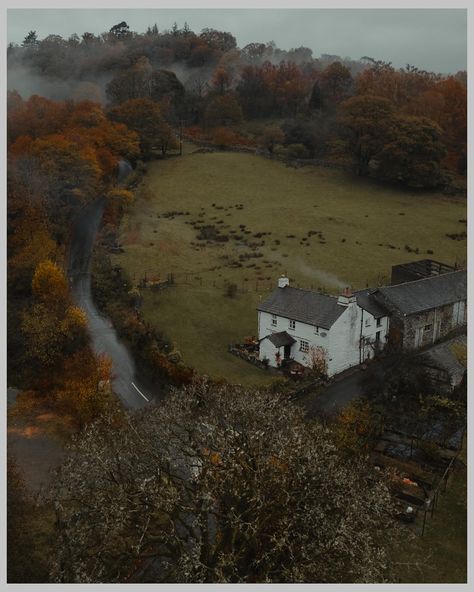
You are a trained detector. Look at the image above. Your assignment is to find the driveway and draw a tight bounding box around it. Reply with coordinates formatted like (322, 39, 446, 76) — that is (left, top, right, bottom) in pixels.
(301, 333, 467, 419)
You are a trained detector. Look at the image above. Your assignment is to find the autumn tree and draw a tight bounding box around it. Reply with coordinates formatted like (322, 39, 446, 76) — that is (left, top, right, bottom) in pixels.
(376, 115, 446, 187)
(106, 58, 185, 111)
(240, 42, 267, 65)
(48, 382, 402, 584)
(337, 94, 395, 176)
(7, 202, 57, 297)
(109, 98, 176, 157)
(319, 61, 353, 107)
(204, 93, 242, 128)
(258, 124, 284, 153)
(53, 348, 115, 428)
(199, 28, 237, 52)
(32, 259, 69, 305)
(21, 260, 88, 380)
(7, 94, 70, 143)
(211, 67, 232, 95)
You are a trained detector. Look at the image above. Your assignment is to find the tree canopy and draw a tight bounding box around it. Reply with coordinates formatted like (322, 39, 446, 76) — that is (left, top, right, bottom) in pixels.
(49, 382, 401, 583)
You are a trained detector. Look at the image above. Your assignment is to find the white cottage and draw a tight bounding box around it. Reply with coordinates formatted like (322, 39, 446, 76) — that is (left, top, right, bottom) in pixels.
(257, 276, 390, 377)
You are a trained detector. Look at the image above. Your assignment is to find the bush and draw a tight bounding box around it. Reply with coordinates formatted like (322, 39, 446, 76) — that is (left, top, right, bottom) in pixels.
(212, 126, 237, 148)
(286, 143, 310, 159)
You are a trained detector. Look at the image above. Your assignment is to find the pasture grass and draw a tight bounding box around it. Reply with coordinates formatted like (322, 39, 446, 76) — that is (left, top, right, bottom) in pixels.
(112, 146, 466, 382)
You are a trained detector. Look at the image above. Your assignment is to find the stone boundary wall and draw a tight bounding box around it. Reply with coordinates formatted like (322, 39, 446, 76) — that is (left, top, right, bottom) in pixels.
(182, 133, 353, 171)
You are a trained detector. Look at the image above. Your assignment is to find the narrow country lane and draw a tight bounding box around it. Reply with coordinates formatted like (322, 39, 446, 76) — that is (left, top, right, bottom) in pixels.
(67, 196, 153, 409)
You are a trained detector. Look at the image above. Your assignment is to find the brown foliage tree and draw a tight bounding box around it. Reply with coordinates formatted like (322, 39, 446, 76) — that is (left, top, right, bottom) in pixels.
(204, 93, 243, 128)
(338, 94, 395, 175)
(109, 98, 176, 157)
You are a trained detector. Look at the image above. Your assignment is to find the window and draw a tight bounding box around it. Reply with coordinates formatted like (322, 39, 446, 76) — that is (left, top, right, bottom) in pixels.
(300, 339, 309, 353)
(289, 319, 296, 330)
(365, 318, 371, 327)
(424, 324, 432, 331)
(376, 317, 382, 327)
(271, 314, 277, 327)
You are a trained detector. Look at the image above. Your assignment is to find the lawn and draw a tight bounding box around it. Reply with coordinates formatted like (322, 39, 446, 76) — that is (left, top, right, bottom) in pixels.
(112, 145, 466, 383)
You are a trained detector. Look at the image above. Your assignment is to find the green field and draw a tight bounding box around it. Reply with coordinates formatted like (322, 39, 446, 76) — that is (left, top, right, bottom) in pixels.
(112, 145, 466, 383)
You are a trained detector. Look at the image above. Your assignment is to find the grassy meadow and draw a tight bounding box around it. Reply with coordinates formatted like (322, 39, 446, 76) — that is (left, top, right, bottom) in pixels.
(112, 145, 466, 383)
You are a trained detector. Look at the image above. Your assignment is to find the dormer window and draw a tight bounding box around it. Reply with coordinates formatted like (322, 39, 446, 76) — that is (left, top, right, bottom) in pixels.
(271, 314, 277, 327)
(289, 319, 296, 330)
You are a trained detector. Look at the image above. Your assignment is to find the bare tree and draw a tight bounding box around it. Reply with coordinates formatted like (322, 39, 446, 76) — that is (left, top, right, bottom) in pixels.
(48, 382, 402, 583)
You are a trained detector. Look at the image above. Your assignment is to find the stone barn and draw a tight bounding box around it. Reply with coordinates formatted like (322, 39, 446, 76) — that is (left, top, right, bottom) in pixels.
(371, 269, 467, 350)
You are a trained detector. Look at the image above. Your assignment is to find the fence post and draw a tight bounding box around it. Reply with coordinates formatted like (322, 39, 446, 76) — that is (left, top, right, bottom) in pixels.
(421, 503, 428, 536)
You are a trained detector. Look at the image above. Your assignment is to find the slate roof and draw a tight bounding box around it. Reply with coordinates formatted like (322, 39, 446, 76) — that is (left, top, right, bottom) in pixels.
(257, 286, 345, 329)
(355, 289, 390, 319)
(420, 334, 466, 387)
(374, 269, 466, 316)
(262, 331, 297, 348)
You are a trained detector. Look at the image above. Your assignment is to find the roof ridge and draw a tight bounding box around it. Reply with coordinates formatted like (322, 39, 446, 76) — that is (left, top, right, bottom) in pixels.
(279, 285, 338, 300)
(379, 268, 466, 291)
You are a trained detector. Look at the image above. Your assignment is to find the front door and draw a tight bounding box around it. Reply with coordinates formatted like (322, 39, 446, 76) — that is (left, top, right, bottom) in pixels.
(284, 344, 292, 359)
(414, 327, 424, 348)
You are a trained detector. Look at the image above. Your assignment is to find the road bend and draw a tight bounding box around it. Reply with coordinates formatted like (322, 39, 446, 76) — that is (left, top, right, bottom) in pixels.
(67, 197, 154, 409)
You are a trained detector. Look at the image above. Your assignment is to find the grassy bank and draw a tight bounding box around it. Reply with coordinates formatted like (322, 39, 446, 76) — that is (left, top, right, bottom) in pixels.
(112, 146, 466, 382)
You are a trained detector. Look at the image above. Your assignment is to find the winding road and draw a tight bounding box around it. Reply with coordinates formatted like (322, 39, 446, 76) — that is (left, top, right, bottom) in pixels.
(67, 196, 154, 409)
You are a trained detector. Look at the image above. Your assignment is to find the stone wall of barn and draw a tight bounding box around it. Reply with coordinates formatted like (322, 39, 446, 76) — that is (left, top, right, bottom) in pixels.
(400, 300, 466, 350)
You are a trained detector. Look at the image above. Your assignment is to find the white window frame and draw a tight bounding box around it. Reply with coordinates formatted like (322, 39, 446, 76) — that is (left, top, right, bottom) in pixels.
(376, 317, 382, 328)
(365, 318, 371, 327)
(300, 339, 309, 353)
(271, 314, 277, 327)
(289, 319, 296, 330)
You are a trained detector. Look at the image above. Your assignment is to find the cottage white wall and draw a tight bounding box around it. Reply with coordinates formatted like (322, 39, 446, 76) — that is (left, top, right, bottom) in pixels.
(326, 304, 360, 375)
(259, 337, 281, 367)
(328, 304, 390, 375)
(258, 305, 389, 376)
(258, 310, 331, 368)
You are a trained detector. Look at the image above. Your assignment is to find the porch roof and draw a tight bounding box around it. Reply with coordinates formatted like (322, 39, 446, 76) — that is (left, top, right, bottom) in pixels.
(261, 331, 297, 348)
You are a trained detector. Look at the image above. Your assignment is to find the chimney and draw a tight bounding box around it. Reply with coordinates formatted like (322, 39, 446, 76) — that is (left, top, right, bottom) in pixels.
(278, 275, 289, 288)
(337, 286, 356, 306)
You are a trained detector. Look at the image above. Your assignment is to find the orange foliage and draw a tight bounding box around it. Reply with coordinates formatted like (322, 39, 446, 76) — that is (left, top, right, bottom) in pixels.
(54, 348, 113, 426)
(31, 260, 69, 305)
(8, 93, 70, 143)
